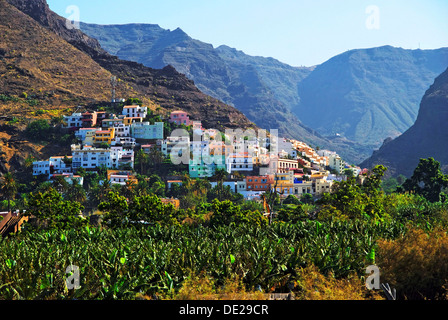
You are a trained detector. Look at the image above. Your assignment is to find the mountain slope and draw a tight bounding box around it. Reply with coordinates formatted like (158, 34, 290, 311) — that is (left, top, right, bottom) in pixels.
(5, 0, 256, 132)
(0, 0, 137, 111)
(0, 0, 260, 175)
(78, 24, 313, 134)
(79, 23, 448, 164)
(79, 22, 313, 111)
(295, 46, 448, 146)
(79, 22, 374, 163)
(360, 67, 448, 177)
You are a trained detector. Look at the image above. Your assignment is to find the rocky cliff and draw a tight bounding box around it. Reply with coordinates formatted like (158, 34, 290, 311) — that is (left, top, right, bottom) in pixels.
(360, 67, 448, 177)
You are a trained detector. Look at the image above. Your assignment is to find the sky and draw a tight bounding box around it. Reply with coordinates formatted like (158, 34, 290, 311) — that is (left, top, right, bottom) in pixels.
(47, 0, 448, 67)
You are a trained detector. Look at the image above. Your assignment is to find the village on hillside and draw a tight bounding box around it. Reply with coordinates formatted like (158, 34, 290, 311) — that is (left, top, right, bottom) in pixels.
(29, 103, 367, 210)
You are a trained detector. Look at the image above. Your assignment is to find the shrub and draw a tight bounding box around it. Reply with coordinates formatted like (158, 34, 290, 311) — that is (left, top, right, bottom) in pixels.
(377, 227, 448, 300)
(293, 264, 383, 300)
(25, 119, 51, 141)
(167, 272, 266, 300)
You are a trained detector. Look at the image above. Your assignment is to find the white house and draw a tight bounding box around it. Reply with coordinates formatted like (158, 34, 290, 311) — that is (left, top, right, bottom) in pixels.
(33, 156, 73, 178)
(112, 136, 136, 148)
(122, 105, 148, 119)
(71, 145, 112, 169)
(328, 154, 345, 174)
(33, 160, 51, 176)
(114, 123, 131, 138)
(71, 144, 135, 170)
(190, 140, 210, 157)
(226, 153, 254, 173)
(161, 136, 190, 157)
(63, 112, 83, 129)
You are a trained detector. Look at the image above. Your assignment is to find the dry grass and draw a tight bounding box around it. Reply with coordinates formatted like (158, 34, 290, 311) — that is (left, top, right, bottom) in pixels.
(293, 264, 383, 300)
(165, 272, 267, 300)
(138, 266, 383, 301)
(377, 227, 448, 300)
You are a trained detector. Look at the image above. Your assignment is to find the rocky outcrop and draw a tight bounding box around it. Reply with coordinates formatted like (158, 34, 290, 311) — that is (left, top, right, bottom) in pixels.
(360, 67, 448, 177)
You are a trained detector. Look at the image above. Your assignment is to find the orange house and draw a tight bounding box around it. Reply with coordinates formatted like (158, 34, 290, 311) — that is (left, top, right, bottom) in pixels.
(245, 175, 274, 192)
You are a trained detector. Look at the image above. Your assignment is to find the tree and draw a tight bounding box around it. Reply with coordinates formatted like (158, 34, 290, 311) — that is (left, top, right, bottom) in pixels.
(300, 193, 314, 205)
(0, 172, 18, 212)
(129, 193, 179, 226)
(64, 180, 87, 204)
(147, 146, 164, 171)
(400, 158, 448, 203)
(149, 181, 165, 197)
(25, 188, 86, 230)
(50, 115, 66, 127)
(344, 168, 355, 178)
(125, 98, 142, 106)
(25, 119, 51, 141)
(192, 179, 211, 198)
(283, 194, 301, 205)
(52, 175, 69, 194)
(24, 155, 36, 169)
(209, 199, 267, 227)
(98, 191, 129, 227)
(99, 191, 179, 227)
(135, 149, 149, 175)
(361, 165, 387, 217)
(210, 168, 228, 201)
(276, 204, 308, 223)
(318, 177, 366, 220)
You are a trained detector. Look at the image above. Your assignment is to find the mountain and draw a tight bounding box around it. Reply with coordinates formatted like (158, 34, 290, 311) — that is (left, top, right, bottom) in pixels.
(79, 23, 448, 164)
(360, 67, 448, 177)
(78, 22, 373, 164)
(0, 0, 134, 111)
(79, 23, 318, 144)
(294, 46, 448, 146)
(0, 0, 259, 174)
(5, 0, 256, 132)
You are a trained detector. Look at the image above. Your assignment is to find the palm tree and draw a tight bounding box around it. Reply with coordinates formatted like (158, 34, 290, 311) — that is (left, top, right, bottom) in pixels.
(148, 146, 164, 171)
(52, 175, 69, 194)
(135, 149, 149, 175)
(211, 168, 228, 201)
(192, 178, 211, 198)
(0, 172, 18, 212)
(64, 179, 87, 204)
(211, 168, 228, 183)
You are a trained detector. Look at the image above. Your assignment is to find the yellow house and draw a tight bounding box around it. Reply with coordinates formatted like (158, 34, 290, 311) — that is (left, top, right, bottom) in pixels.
(94, 127, 115, 145)
(271, 172, 295, 195)
(123, 117, 143, 126)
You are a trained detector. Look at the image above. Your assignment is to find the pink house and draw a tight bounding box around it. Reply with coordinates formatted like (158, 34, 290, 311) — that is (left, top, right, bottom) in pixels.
(169, 111, 191, 126)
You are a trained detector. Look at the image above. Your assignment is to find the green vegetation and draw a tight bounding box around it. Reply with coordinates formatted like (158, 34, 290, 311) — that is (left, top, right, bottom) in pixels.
(25, 119, 51, 141)
(1, 160, 448, 300)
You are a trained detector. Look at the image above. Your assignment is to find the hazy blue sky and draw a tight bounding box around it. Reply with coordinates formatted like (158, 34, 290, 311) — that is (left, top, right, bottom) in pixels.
(47, 0, 448, 67)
